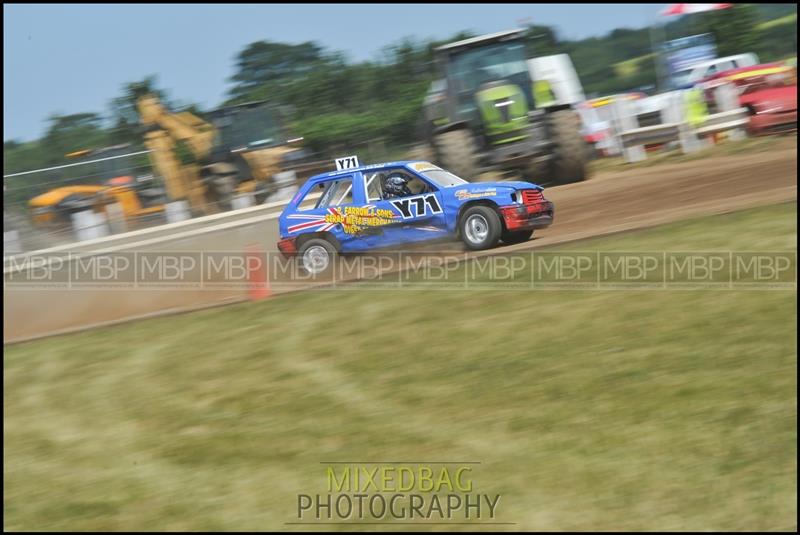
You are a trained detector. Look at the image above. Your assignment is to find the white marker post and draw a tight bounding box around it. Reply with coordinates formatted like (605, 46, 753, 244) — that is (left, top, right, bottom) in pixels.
(269, 170, 299, 203)
(231, 194, 254, 210)
(715, 83, 746, 141)
(165, 201, 191, 223)
(105, 202, 128, 234)
(72, 210, 109, 241)
(613, 98, 646, 163)
(4, 230, 21, 255)
(93, 210, 110, 239)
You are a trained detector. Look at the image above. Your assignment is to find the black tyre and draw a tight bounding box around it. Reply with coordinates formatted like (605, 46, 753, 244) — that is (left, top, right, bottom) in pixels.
(546, 109, 587, 184)
(297, 238, 337, 275)
(459, 206, 502, 251)
(523, 157, 552, 186)
(501, 229, 533, 245)
(432, 129, 480, 181)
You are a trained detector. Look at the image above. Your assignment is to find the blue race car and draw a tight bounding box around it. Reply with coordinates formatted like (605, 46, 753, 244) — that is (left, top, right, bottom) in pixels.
(277, 160, 554, 274)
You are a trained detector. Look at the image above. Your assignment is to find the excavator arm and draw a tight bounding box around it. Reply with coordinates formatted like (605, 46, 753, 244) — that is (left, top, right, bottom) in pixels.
(136, 94, 313, 214)
(136, 95, 217, 214)
(137, 96, 216, 157)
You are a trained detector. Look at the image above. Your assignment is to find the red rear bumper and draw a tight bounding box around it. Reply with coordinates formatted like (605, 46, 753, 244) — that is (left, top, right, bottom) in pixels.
(277, 237, 297, 258)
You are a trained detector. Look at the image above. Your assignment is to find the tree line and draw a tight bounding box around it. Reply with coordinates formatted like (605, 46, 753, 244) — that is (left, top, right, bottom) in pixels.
(4, 4, 795, 185)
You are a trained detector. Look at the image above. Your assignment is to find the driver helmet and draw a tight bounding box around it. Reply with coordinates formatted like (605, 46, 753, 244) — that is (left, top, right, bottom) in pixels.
(383, 173, 412, 198)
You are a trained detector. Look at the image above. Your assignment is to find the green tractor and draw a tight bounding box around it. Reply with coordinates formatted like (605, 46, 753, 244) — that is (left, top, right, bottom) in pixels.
(423, 29, 587, 185)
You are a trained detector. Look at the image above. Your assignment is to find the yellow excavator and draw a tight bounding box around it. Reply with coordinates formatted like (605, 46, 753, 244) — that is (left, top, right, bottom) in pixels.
(27, 145, 168, 230)
(27, 97, 315, 232)
(136, 94, 312, 215)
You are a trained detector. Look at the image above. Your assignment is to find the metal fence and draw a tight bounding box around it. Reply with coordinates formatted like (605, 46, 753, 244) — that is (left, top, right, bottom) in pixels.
(3, 150, 169, 253)
(3, 140, 424, 255)
(611, 82, 750, 163)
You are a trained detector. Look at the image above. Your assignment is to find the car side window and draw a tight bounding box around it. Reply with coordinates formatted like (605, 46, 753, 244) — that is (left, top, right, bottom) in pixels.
(406, 174, 433, 196)
(293, 187, 324, 212)
(364, 172, 384, 202)
(363, 170, 433, 201)
(389, 171, 433, 198)
(316, 177, 353, 209)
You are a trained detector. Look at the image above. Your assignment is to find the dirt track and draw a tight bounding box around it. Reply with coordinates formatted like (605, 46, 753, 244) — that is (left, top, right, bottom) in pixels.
(496, 142, 797, 252)
(4, 142, 797, 343)
(274, 142, 798, 283)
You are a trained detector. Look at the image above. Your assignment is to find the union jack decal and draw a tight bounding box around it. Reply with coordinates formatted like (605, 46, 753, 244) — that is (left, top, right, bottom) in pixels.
(287, 207, 342, 234)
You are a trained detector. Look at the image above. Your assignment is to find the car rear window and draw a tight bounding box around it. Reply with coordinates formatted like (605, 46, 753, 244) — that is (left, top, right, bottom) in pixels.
(292, 177, 353, 212)
(316, 177, 353, 208)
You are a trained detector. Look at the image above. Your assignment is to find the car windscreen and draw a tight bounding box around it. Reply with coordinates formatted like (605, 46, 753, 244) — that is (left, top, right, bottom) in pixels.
(672, 69, 695, 87)
(420, 169, 468, 187)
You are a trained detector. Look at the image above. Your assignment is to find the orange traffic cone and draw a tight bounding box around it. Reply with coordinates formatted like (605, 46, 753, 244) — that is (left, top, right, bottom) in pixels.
(246, 244, 270, 301)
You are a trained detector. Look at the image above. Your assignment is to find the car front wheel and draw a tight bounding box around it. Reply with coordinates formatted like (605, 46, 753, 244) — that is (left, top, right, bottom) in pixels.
(459, 206, 502, 251)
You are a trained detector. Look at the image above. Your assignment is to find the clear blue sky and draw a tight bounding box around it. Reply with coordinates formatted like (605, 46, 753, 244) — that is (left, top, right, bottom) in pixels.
(3, 3, 668, 142)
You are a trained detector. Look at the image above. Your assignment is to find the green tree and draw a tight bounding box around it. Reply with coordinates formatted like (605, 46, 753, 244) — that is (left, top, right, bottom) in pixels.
(227, 40, 326, 103)
(5, 6, 795, 179)
(702, 4, 759, 57)
(42, 112, 108, 163)
(524, 25, 561, 57)
(108, 75, 172, 145)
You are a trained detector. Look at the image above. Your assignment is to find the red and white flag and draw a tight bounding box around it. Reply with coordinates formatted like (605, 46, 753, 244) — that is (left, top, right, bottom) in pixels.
(660, 3, 733, 16)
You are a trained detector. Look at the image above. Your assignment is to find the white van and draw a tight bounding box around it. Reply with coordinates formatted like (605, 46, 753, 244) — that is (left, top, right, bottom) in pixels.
(671, 53, 760, 88)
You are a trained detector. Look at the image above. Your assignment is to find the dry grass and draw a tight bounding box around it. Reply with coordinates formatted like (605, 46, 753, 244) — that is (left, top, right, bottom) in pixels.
(4, 203, 797, 531)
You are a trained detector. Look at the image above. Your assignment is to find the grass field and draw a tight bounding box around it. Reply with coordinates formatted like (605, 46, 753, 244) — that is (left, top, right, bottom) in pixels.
(4, 203, 797, 531)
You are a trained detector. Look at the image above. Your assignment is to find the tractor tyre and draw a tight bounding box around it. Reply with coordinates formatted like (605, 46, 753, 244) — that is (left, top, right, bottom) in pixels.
(546, 109, 588, 185)
(523, 157, 551, 186)
(433, 129, 480, 181)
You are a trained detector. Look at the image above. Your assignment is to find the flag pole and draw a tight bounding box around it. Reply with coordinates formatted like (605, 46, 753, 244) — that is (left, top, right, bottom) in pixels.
(650, 10, 666, 93)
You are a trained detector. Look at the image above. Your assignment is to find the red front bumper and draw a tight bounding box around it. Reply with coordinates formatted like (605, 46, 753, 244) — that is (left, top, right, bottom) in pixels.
(500, 200, 555, 231)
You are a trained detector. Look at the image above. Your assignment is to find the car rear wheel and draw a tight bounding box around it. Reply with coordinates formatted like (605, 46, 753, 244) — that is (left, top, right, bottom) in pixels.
(459, 206, 501, 251)
(298, 238, 337, 275)
(501, 229, 533, 244)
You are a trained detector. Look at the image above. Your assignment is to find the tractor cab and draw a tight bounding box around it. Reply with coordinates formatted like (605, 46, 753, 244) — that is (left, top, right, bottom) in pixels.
(433, 30, 534, 146)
